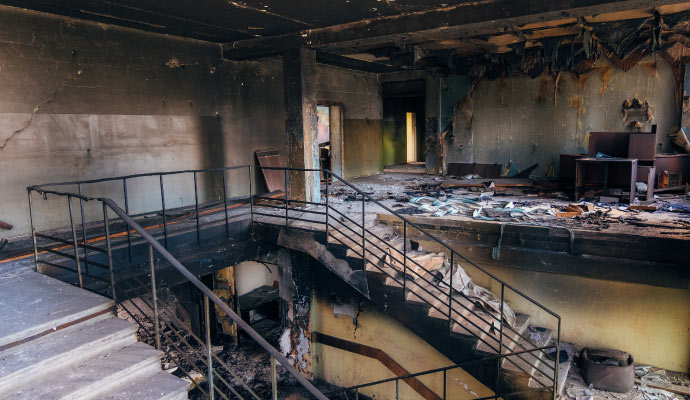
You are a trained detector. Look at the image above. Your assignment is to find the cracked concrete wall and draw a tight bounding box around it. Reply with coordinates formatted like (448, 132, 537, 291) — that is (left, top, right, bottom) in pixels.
(447, 56, 679, 176)
(0, 5, 286, 236)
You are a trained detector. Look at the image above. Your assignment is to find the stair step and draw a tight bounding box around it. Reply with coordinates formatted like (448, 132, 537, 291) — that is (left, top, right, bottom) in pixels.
(0, 317, 137, 396)
(528, 341, 575, 396)
(0, 271, 114, 349)
(502, 325, 553, 378)
(476, 313, 531, 354)
(407, 280, 448, 308)
(5, 342, 163, 400)
(99, 371, 189, 400)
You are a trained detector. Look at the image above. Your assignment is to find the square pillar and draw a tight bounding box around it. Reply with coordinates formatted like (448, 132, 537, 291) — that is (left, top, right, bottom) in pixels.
(283, 48, 320, 203)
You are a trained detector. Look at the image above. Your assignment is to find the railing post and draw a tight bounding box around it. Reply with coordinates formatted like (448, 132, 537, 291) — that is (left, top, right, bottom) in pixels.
(149, 244, 161, 350)
(497, 283, 505, 398)
(284, 169, 289, 228)
(362, 196, 365, 271)
(159, 175, 168, 248)
(395, 378, 399, 400)
(222, 170, 229, 238)
(554, 318, 561, 400)
(77, 184, 89, 274)
(355, 388, 359, 400)
(68, 196, 83, 288)
(448, 252, 454, 333)
(403, 220, 407, 300)
(443, 369, 447, 400)
(194, 171, 200, 245)
(248, 166, 254, 223)
(27, 190, 39, 272)
(204, 295, 215, 400)
(123, 178, 132, 262)
(271, 355, 278, 400)
(103, 203, 116, 303)
(325, 171, 329, 246)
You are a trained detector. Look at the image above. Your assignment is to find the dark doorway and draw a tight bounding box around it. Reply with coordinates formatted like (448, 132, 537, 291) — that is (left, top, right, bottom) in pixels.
(382, 80, 425, 167)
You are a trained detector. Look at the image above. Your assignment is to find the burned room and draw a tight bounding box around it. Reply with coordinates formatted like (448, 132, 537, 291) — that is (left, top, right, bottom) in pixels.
(0, 1, 688, 399)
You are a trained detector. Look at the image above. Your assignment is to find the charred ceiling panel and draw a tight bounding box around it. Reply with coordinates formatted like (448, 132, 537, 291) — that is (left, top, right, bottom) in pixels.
(0, 0, 480, 42)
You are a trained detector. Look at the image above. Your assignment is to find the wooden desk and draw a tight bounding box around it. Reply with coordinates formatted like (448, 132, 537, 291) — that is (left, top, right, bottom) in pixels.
(575, 158, 638, 203)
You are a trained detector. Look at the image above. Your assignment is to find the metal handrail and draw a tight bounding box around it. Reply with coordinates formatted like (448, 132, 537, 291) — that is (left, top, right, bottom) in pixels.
(100, 197, 328, 400)
(27, 185, 327, 400)
(27, 164, 561, 400)
(254, 166, 561, 397)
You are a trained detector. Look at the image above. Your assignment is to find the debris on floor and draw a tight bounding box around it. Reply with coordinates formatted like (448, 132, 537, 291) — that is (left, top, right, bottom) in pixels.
(582, 348, 635, 393)
(564, 353, 690, 400)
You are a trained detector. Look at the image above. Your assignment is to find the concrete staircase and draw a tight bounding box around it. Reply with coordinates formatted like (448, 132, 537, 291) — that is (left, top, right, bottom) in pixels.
(258, 219, 573, 400)
(0, 270, 188, 400)
(320, 227, 575, 399)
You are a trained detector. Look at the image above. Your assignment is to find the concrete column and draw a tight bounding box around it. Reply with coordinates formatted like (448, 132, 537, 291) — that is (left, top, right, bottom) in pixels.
(283, 48, 320, 203)
(424, 74, 442, 174)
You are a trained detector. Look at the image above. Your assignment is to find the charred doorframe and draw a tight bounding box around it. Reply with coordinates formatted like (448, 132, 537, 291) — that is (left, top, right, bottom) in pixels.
(317, 101, 345, 178)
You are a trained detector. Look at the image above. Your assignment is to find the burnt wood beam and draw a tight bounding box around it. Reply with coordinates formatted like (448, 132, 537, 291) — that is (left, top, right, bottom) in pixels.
(222, 0, 686, 60)
(315, 51, 397, 73)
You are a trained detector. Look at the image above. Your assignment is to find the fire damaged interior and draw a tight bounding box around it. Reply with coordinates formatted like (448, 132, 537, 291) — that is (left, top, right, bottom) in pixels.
(0, 1, 689, 400)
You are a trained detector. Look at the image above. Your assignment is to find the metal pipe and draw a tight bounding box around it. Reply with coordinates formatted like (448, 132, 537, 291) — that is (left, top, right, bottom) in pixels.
(67, 196, 83, 288)
(362, 196, 365, 271)
(403, 220, 407, 299)
(159, 175, 168, 248)
(103, 203, 116, 303)
(194, 171, 200, 245)
(271, 356, 278, 400)
(100, 198, 328, 400)
(77, 184, 89, 274)
(554, 318, 561, 400)
(150, 244, 160, 350)
(123, 178, 132, 262)
(284, 169, 289, 228)
(205, 295, 215, 400)
(248, 165, 253, 223)
(325, 172, 329, 246)
(222, 170, 229, 238)
(27, 190, 39, 271)
(497, 283, 505, 398)
(449, 252, 454, 332)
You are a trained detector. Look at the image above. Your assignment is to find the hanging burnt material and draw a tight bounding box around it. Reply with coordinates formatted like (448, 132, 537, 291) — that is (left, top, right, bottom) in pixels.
(440, 10, 690, 82)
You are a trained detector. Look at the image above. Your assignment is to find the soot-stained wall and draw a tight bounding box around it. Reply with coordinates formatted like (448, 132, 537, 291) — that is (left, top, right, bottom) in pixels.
(446, 55, 680, 176)
(0, 5, 290, 235)
(316, 65, 382, 178)
(0, 5, 384, 236)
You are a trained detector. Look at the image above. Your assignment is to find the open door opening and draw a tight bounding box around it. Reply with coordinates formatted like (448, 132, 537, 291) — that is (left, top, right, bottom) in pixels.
(406, 112, 417, 163)
(317, 103, 344, 179)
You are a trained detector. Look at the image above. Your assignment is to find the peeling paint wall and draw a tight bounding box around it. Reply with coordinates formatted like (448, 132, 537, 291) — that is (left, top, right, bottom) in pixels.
(316, 65, 382, 178)
(447, 56, 680, 176)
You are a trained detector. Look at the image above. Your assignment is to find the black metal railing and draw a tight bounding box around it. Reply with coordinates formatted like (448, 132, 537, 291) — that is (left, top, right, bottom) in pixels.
(27, 164, 561, 400)
(27, 179, 326, 400)
(250, 167, 562, 399)
(329, 345, 558, 400)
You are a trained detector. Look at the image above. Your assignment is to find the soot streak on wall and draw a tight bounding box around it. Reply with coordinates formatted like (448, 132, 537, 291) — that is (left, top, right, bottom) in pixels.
(446, 56, 679, 176)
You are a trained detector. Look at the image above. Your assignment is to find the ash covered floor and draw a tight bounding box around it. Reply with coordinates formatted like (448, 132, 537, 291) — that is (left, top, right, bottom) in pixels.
(327, 172, 690, 239)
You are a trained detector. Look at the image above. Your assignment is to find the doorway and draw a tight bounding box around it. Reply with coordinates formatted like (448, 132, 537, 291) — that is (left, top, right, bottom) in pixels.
(406, 112, 417, 163)
(317, 103, 344, 178)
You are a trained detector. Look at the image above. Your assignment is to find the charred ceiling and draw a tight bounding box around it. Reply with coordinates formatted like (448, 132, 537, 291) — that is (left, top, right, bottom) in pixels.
(0, 0, 483, 43)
